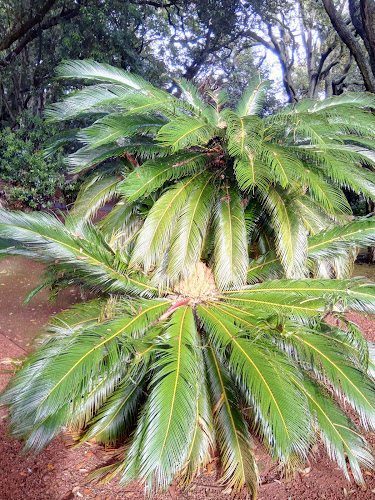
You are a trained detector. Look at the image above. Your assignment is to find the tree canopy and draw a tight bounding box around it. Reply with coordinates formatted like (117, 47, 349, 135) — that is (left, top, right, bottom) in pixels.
(2, 0, 375, 129)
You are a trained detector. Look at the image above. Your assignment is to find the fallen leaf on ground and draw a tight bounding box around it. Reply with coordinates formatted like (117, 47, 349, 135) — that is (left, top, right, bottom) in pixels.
(204, 462, 215, 474)
(47, 464, 54, 470)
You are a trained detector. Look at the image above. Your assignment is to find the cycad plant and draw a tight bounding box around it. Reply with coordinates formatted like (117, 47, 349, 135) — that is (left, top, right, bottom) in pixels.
(3, 61, 375, 496)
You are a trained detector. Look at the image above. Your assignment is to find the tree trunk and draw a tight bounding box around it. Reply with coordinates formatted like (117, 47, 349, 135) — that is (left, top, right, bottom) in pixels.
(322, 0, 375, 92)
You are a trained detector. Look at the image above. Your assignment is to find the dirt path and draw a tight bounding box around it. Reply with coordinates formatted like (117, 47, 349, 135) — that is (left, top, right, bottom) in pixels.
(0, 257, 81, 350)
(2, 259, 375, 499)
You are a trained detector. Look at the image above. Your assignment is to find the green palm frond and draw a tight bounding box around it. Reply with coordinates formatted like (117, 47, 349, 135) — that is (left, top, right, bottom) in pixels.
(308, 217, 375, 262)
(167, 173, 217, 282)
(0, 209, 157, 296)
(221, 278, 375, 320)
(321, 154, 375, 199)
(234, 156, 273, 193)
(261, 144, 307, 189)
(304, 92, 375, 112)
(295, 197, 334, 234)
(1, 299, 170, 451)
(307, 171, 352, 215)
(66, 144, 127, 172)
(178, 352, 213, 486)
(247, 252, 283, 283)
(225, 111, 263, 157)
(120, 306, 200, 492)
(213, 188, 248, 289)
(118, 152, 209, 203)
(97, 202, 144, 253)
(80, 350, 149, 446)
(72, 173, 121, 220)
(258, 187, 307, 278)
(198, 305, 311, 462)
(285, 328, 375, 430)
(236, 76, 271, 117)
(295, 376, 373, 485)
(204, 345, 258, 496)
(130, 172, 208, 272)
(157, 116, 215, 152)
(78, 114, 167, 151)
(44, 84, 133, 122)
(174, 77, 216, 122)
(247, 217, 375, 283)
(56, 60, 152, 90)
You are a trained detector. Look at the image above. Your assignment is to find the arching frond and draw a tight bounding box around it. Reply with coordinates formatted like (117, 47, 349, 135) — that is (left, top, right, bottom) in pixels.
(236, 77, 271, 117)
(179, 348, 214, 486)
(286, 329, 375, 431)
(118, 152, 209, 203)
(174, 77, 216, 122)
(258, 187, 307, 278)
(56, 60, 152, 90)
(130, 172, 207, 273)
(66, 144, 126, 172)
(72, 174, 121, 219)
(261, 144, 307, 188)
(308, 217, 375, 261)
(225, 110, 263, 157)
(167, 174, 217, 282)
(78, 114, 167, 150)
(122, 306, 200, 493)
(295, 376, 374, 485)
(247, 251, 283, 283)
(157, 116, 215, 152)
(213, 188, 248, 289)
(198, 305, 311, 462)
(0, 210, 157, 296)
(222, 278, 375, 316)
(1, 299, 170, 452)
(44, 84, 132, 122)
(204, 345, 258, 496)
(80, 349, 150, 446)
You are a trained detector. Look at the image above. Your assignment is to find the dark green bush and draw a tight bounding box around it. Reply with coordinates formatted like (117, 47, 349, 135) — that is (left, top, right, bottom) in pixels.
(0, 114, 66, 209)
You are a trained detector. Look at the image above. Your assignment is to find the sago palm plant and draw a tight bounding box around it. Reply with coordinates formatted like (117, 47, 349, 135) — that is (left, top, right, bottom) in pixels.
(3, 61, 375, 497)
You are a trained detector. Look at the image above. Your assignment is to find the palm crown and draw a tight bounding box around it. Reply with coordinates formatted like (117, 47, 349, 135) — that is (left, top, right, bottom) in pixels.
(3, 61, 375, 496)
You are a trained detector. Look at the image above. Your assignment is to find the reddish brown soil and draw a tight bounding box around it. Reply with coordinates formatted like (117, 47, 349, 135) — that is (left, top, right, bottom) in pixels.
(2, 259, 375, 499)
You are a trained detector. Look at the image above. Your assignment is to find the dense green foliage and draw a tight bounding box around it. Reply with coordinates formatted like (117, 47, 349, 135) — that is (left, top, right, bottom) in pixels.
(2, 62, 375, 497)
(2, 0, 374, 211)
(0, 114, 67, 208)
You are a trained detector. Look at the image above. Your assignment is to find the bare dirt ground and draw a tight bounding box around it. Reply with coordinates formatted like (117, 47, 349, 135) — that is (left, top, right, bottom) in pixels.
(2, 258, 375, 499)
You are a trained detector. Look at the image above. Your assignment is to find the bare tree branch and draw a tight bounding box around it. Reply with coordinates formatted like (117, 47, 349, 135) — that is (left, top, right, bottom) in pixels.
(0, 7, 81, 68)
(322, 0, 375, 91)
(0, 0, 58, 51)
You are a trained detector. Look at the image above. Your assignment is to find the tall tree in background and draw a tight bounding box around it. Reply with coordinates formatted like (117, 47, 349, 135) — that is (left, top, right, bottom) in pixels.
(0, 0, 182, 126)
(3, 0, 375, 122)
(322, 0, 375, 93)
